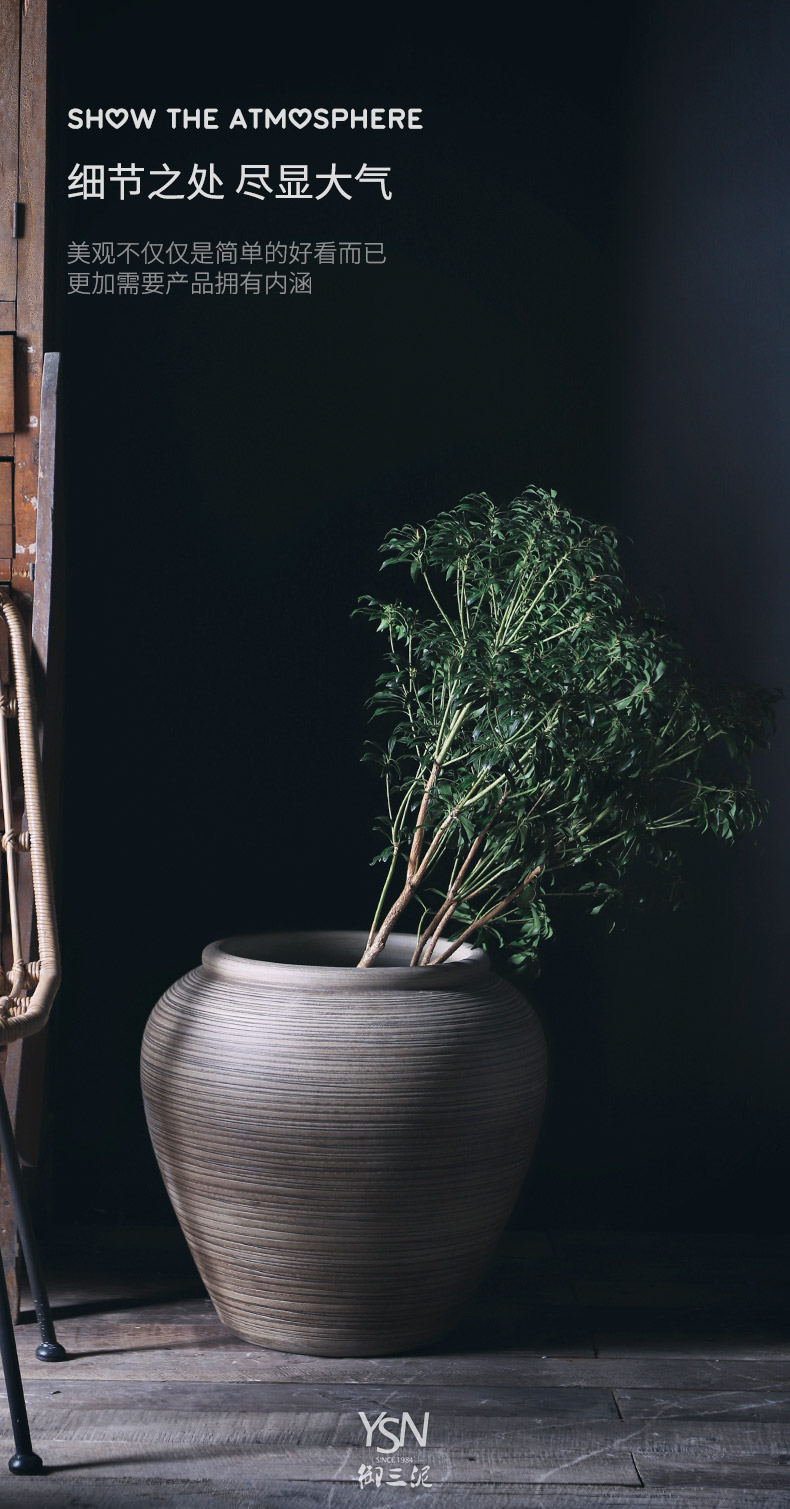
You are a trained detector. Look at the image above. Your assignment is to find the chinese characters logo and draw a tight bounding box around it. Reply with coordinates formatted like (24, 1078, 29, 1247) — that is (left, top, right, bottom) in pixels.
(356, 1411, 433, 1489)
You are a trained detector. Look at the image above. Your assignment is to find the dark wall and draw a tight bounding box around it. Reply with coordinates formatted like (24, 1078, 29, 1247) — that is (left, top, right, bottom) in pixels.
(522, 0, 790, 1231)
(44, 1, 787, 1230)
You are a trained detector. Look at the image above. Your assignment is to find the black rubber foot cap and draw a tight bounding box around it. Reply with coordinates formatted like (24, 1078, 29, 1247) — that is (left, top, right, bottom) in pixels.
(8, 1452, 44, 1475)
(35, 1341, 67, 1363)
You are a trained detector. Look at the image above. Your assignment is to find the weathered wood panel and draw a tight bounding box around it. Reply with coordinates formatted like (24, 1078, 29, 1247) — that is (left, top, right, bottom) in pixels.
(15, 1310, 790, 1388)
(616, 1387, 790, 1421)
(11, 0, 48, 599)
(18, 1379, 621, 1419)
(0, 0, 19, 307)
(18, 1409, 645, 1457)
(0, 457, 12, 559)
(594, 1322, 790, 1361)
(5, 1412, 790, 1486)
(0, 333, 13, 434)
(12, 1412, 788, 1459)
(3, 1486, 790, 1509)
(0, 1435, 644, 1486)
(2, 1487, 790, 1509)
(30, 351, 59, 690)
(635, 1457, 790, 1487)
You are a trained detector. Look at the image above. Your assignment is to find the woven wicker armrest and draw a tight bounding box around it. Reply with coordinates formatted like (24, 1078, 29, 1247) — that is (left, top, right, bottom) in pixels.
(0, 594, 60, 1045)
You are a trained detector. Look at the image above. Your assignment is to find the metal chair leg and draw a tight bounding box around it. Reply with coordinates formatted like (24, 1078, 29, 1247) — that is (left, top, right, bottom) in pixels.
(0, 1253, 42, 1474)
(0, 1079, 65, 1362)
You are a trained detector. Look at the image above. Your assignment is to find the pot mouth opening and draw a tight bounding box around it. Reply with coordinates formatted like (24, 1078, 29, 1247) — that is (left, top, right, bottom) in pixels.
(201, 930, 490, 987)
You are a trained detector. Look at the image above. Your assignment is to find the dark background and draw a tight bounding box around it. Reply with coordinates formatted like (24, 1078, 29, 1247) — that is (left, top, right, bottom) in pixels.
(43, 0, 788, 1231)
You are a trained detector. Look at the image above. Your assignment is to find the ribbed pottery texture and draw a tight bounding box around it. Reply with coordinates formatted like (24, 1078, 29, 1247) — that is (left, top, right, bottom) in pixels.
(140, 931, 548, 1356)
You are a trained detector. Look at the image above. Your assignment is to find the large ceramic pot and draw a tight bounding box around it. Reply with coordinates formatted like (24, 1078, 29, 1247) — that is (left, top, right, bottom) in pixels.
(140, 931, 547, 1356)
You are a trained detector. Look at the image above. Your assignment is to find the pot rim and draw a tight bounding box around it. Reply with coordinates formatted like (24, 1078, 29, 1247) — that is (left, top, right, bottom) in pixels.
(201, 930, 491, 990)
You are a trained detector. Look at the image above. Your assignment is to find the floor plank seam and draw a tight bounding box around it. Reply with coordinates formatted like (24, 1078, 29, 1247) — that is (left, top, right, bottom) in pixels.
(5, 1230, 790, 1497)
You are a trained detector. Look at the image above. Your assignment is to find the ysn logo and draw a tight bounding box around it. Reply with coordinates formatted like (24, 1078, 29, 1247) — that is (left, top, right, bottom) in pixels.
(358, 1410, 430, 1454)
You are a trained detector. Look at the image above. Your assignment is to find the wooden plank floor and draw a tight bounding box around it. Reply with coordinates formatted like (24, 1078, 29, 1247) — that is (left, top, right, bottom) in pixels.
(0, 1227, 788, 1506)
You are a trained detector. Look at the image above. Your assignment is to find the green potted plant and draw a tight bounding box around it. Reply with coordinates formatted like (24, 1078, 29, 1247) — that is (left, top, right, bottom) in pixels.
(355, 487, 774, 969)
(141, 488, 776, 1357)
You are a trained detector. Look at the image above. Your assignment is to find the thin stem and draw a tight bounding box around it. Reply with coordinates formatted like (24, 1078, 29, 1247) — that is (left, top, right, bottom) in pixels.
(420, 569, 462, 645)
(406, 760, 440, 880)
(410, 894, 456, 965)
(366, 782, 418, 945)
(431, 863, 543, 965)
(419, 899, 459, 963)
(366, 844, 402, 947)
(411, 790, 509, 963)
